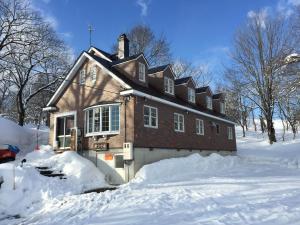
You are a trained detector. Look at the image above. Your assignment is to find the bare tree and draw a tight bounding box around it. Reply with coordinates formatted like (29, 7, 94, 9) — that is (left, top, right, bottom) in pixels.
(113, 24, 172, 66)
(1, 10, 71, 125)
(172, 59, 212, 86)
(229, 12, 297, 144)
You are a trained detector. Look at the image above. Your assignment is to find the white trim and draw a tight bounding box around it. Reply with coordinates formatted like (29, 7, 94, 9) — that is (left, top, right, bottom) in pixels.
(228, 126, 233, 140)
(120, 89, 236, 125)
(46, 52, 131, 107)
(188, 87, 196, 103)
(174, 113, 185, 132)
(88, 47, 112, 62)
(53, 111, 77, 148)
(143, 105, 158, 129)
(42, 106, 57, 111)
(83, 103, 122, 111)
(164, 76, 174, 95)
(112, 54, 149, 67)
(138, 62, 146, 82)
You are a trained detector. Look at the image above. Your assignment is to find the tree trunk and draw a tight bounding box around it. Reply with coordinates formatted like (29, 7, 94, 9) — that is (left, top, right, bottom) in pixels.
(281, 117, 285, 142)
(266, 118, 276, 144)
(17, 90, 25, 126)
(242, 125, 246, 137)
(252, 110, 257, 131)
(260, 116, 265, 133)
(292, 126, 297, 140)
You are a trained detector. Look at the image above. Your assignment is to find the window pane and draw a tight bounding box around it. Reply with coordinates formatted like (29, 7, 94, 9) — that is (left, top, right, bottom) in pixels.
(115, 155, 124, 168)
(56, 117, 64, 136)
(102, 106, 109, 131)
(64, 136, 71, 148)
(65, 116, 74, 135)
(111, 105, 120, 131)
(57, 136, 64, 148)
(144, 106, 150, 126)
(94, 108, 100, 132)
(88, 110, 93, 133)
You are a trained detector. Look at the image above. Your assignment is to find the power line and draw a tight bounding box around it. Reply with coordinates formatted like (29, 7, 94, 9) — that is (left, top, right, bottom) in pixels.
(0, 58, 122, 96)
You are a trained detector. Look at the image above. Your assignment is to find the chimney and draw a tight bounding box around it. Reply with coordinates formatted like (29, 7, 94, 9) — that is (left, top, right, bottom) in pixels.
(118, 33, 129, 59)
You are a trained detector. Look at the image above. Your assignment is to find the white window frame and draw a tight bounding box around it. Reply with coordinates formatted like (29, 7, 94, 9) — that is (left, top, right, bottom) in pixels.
(79, 69, 86, 85)
(174, 113, 184, 132)
(196, 119, 204, 135)
(164, 77, 174, 95)
(220, 102, 225, 114)
(84, 104, 120, 137)
(144, 105, 158, 128)
(91, 66, 97, 83)
(228, 127, 233, 140)
(188, 87, 195, 103)
(206, 96, 212, 110)
(138, 62, 146, 82)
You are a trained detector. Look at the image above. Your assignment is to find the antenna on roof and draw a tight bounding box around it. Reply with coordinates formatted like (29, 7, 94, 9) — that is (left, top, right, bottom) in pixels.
(88, 24, 94, 47)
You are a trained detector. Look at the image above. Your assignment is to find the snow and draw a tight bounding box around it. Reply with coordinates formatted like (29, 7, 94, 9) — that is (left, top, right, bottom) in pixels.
(1, 118, 300, 225)
(0, 118, 49, 156)
(0, 146, 107, 220)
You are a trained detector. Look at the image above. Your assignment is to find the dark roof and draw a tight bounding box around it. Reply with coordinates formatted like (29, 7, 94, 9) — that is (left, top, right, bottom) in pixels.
(110, 53, 144, 66)
(212, 93, 223, 99)
(196, 86, 209, 93)
(148, 64, 169, 74)
(91, 47, 116, 60)
(88, 52, 233, 122)
(174, 77, 191, 85)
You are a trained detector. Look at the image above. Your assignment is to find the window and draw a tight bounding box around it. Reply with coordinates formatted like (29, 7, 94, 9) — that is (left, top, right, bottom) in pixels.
(216, 124, 220, 134)
(220, 102, 225, 114)
(79, 69, 85, 84)
(228, 127, 233, 140)
(164, 77, 174, 95)
(196, 119, 204, 135)
(138, 62, 146, 82)
(174, 113, 184, 132)
(91, 66, 97, 82)
(206, 96, 212, 110)
(144, 105, 158, 128)
(56, 115, 74, 149)
(188, 88, 195, 103)
(115, 155, 124, 168)
(85, 104, 120, 135)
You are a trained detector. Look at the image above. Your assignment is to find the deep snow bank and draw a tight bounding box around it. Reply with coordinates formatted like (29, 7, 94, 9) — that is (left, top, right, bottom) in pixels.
(0, 146, 107, 217)
(0, 118, 49, 156)
(134, 153, 241, 184)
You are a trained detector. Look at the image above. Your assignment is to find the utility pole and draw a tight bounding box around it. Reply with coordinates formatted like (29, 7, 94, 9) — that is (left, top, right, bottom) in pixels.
(88, 25, 94, 47)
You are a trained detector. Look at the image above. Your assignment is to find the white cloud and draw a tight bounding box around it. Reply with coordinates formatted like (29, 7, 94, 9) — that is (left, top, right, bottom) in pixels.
(288, 0, 300, 6)
(137, 0, 150, 17)
(60, 32, 73, 39)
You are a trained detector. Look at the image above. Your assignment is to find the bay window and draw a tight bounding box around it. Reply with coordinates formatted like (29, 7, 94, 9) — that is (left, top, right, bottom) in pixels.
(85, 104, 120, 136)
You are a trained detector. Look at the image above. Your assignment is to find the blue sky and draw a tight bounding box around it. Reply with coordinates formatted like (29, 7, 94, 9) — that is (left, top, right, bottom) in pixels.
(33, 0, 299, 78)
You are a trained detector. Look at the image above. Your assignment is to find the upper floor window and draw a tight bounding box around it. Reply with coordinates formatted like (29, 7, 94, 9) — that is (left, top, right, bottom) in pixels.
(164, 77, 174, 95)
(85, 104, 120, 136)
(174, 113, 184, 132)
(220, 102, 225, 114)
(138, 62, 146, 82)
(91, 66, 97, 82)
(144, 105, 158, 128)
(228, 127, 233, 140)
(79, 69, 85, 85)
(196, 119, 204, 135)
(188, 88, 195, 103)
(206, 96, 212, 110)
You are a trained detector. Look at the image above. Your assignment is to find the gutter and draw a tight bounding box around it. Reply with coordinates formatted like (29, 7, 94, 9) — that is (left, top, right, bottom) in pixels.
(120, 89, 236, 125)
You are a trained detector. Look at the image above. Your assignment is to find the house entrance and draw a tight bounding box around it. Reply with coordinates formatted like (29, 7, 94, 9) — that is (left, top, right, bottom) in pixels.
(56, 115, 75, 149)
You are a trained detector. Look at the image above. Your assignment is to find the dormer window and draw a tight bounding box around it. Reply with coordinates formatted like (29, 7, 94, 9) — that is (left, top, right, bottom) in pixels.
(90, 66, 97, 82)
(206, 96, 212, 109)
(220, 102, 225, 114)
(79, 69, 85, 85)
(164, 77, 174, 95)
(138, 62, 146, 82)
(188, 87, 195, 103)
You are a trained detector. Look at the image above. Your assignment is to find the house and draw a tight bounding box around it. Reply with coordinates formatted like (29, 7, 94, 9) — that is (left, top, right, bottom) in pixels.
(43, 34, 236, 184)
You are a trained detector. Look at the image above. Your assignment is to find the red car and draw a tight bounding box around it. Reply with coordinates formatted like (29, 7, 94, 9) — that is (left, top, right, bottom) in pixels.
(0, 144, 18, 163)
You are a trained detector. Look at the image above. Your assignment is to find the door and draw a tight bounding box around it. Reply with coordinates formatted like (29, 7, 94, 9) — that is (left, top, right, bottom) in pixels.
(56, 115, 75, 150)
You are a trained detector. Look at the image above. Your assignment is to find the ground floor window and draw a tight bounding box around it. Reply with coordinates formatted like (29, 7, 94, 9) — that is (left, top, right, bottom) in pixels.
(174, 113, 184, 132)
(85, 104, 120, 136)
(228, 127, 233, 140)
(196, 119, 204, 135)
(56, 115, 74, 149)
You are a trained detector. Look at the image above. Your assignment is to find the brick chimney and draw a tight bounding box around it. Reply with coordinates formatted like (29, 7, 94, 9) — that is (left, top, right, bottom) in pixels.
(118, 33, 129, 59)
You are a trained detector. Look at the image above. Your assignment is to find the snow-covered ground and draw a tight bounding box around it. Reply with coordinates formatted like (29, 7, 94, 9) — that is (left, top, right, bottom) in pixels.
(1, 118, 300, 225)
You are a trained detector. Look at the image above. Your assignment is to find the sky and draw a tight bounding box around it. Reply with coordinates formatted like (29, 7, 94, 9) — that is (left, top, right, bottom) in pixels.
(32, 0, 300, 81)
